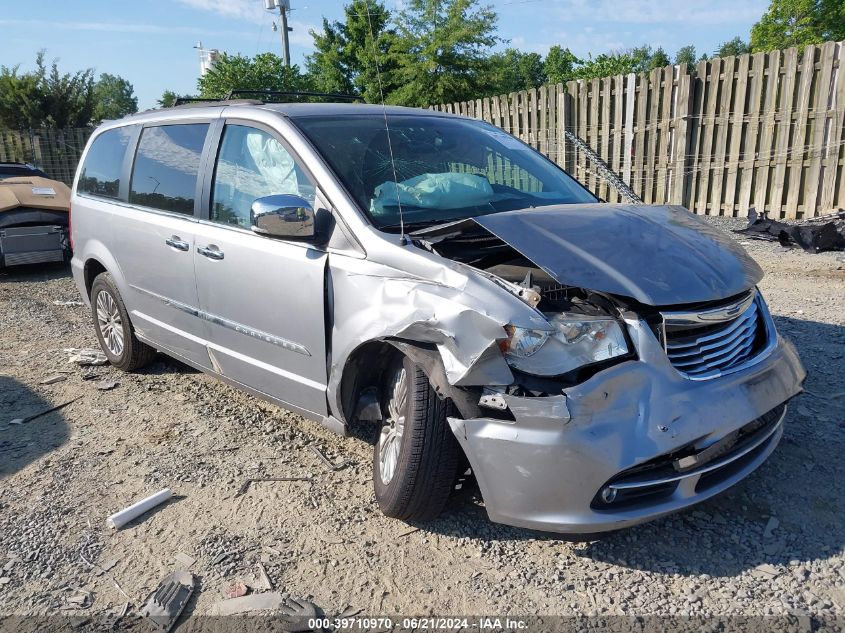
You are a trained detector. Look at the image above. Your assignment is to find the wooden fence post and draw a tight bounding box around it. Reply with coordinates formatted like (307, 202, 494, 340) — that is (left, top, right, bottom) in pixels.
(754, 50, 782, 214)
(724, 54, 749, 216)
(820, 42, 845, 212)
(558, 84, 568, 170)
(804, 42, 835, 215)
(599, 77, 611, 201)
(785, 45, 817, 217)
(672, 71, 692, 205)
(770, 46, 798, 218)
(623, 73, 635, 192)
(738, 52, 766, 215)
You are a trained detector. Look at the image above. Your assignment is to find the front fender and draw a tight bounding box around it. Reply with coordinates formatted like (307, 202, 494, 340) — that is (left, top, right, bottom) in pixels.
(326, 254, 538, 423)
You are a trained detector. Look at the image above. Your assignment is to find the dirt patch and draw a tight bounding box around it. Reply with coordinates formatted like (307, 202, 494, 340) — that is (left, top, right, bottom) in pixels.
(1, 221, 844, 620)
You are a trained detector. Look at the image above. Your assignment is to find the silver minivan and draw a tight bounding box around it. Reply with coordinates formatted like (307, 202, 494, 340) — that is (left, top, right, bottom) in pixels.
(70, 100, 805, 533)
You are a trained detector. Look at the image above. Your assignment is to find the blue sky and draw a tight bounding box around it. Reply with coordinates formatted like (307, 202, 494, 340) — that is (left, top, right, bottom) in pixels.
(0, 0, 769, 110)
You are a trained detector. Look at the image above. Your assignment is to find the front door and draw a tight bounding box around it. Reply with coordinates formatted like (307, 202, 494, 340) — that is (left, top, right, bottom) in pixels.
(193, 122, 328, 416)
(114, 122, 212, 368)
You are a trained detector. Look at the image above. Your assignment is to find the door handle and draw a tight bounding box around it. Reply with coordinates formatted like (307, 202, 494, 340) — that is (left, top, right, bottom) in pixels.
(165, 236, 190, 251)
(197, 245, 225, 260)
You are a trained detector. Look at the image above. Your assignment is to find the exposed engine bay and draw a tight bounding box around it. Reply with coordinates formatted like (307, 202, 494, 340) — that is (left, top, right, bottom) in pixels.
(408, 206, 775, 404)
(410, 223, 639, 402)
(412, 218, 623, 312)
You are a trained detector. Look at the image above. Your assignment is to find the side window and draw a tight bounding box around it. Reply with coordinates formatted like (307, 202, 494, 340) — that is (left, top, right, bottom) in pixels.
(77, 126, 134, 199)
(129, 123, 209, 215)
(210, 124, 316, 228)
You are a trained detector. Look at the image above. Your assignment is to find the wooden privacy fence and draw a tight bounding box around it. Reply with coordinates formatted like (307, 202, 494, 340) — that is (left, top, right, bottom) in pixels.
(433, 40, 845, 219)
(0, 128, 93, 185)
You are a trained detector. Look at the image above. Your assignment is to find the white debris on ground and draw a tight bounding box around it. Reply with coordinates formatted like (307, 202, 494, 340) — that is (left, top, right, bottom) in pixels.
(63, 348, 107, 366)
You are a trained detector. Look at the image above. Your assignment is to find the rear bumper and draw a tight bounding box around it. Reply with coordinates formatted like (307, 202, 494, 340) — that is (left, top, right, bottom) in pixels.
(449, 322, 806, 534)
(0, 225, 68, 267)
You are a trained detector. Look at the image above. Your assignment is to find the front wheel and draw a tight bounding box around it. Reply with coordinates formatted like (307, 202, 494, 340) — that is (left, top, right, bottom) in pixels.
(372, 356, 460, 521)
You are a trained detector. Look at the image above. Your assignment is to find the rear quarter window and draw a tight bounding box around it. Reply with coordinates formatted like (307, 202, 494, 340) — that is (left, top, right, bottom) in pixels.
(77, 127, 134, 199)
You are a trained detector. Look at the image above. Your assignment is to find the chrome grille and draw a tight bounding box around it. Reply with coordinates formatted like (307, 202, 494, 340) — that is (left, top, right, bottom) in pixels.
(662, 291, 768, 380)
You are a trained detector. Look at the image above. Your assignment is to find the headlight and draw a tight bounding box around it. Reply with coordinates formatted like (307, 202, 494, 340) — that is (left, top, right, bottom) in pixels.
(500, 314, 629, 375)
(501, 325, 550, 357)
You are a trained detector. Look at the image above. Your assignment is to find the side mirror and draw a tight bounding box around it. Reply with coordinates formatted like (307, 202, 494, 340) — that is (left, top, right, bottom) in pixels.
(250, 194, 315, 240)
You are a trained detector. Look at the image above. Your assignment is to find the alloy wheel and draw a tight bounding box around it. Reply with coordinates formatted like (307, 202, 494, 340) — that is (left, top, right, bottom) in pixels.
(95, 290, 125, 357)
(378, 366, 407, 485)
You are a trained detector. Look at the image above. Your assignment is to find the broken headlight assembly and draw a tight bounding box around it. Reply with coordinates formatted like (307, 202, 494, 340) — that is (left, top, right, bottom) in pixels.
(500, 314, 629, 376)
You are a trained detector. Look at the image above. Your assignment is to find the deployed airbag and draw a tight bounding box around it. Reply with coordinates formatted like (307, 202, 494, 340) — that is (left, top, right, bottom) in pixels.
(371, 173, 493, 215)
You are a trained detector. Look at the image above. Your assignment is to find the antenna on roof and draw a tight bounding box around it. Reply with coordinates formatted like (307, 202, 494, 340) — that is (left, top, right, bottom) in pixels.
(363, 1, 406, 244)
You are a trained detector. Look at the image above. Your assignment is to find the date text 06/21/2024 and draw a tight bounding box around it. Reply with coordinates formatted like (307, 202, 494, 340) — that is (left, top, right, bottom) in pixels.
(306, 617, 528, 630)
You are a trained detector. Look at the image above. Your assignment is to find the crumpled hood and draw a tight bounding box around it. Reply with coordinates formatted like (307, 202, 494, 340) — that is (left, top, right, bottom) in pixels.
(0, 176, 71, 213)
(472, 204, 763, 306)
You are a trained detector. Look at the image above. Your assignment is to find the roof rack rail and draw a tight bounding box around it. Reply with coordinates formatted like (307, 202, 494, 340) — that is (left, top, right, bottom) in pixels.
(225, 89, 365, 102)
(172, 97, 220, 106)
(170, 90, 364, 108)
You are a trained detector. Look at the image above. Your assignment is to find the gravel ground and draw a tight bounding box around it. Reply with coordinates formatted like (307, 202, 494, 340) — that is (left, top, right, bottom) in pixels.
(0, 217, 844, 625)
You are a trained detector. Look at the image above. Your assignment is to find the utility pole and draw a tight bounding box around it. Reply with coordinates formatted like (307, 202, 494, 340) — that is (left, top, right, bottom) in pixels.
(265, 0, 292, 67)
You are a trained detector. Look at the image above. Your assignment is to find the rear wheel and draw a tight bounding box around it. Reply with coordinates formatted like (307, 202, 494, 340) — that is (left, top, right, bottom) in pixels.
(90, 272, 156, 371)
(372, 355, 460, 521)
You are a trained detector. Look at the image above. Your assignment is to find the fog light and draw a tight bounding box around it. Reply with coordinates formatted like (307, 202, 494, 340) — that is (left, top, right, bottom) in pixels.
(601, 487, 617, 503)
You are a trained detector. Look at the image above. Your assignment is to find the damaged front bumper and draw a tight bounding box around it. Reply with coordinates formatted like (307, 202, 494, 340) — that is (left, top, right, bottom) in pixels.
(449, 327, 805, 534)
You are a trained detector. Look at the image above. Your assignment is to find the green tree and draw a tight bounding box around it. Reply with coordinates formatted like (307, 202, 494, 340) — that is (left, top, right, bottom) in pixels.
(306, 0, 398, 103)
(570, 45, 661, 79)
(157, 90, 193, 108)
(716, 36, 751, 57)
(483, 48, 545, 94)
(648, 46, 671, 70)
(197, 52, 312, 100)
(342, 0, 399, 102)
(629, 45, 654, 72)
(544, 45, 580, 84)
(0, 65, 44, 128)
(675, 45, 697, 73)
(93, 73, 138, 121)
(37, 52, 95, 127)
(750, 0, 845, 51)
(307, 17, 355, 95)
(0, 51, 94, 128)
(387, 0, 500, 107)
(571, 49, 644, 80)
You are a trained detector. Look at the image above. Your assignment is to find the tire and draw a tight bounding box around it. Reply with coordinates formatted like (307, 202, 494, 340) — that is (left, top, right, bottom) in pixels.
(90, 272, 156, 372)
(373, 355, 460, 521)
